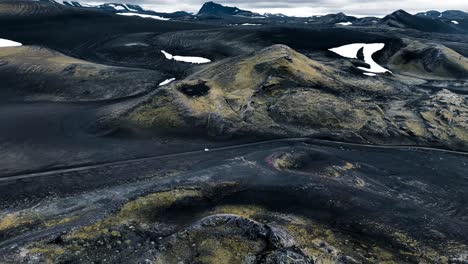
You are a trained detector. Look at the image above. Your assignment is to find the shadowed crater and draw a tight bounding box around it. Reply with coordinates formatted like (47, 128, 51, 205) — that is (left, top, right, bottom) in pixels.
(177, 81, 211, 97)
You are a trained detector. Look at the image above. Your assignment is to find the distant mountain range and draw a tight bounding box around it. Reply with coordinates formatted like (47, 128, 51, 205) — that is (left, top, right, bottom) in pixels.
(416, 10, 468, 20)
(34, 0, 468, 33)
(382, 9, 462, 33)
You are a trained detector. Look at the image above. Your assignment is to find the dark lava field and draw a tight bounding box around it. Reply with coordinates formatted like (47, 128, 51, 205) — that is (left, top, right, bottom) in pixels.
(0, 1, 468, 263)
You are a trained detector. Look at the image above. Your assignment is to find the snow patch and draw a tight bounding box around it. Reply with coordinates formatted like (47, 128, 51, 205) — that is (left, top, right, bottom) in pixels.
(329, 43, 391, 74)
(109, 4, 125, 11)
(161, 50, 173, 60)
(0, 38, 22, 47)
(451, 20, 459, 25)
(161, 50, 211, 64)
(117, 12, 169, 21)
(329, 43, 364, 59)
(363, 72, 377, 76)
(336, 22, 352, 26)
(241, 23, 262, 26)
(159, 78, 176, 86)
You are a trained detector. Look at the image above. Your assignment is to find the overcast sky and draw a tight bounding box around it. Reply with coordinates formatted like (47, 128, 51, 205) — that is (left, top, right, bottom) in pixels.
(87, 0, 468, 17)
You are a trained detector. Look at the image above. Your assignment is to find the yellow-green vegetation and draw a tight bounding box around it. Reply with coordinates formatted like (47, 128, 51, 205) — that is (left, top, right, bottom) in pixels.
(0, 212, 41, 232)
(125, 43, 468, 148)
(393, 231, 419, 250)
(66, 217, 118, 241)
(188, 45, 340, 117)
(129, 94, 186, 129)
(227, 45, 337, 90)
(0, 45, 159, 101)
(154, 220, 267, 264)
(273, 153, 301, 170)
(0, 46, 95, 74)
(343, 162, 355, 170)
(0, 1, 67, 17)
(43, 216, 79, 228)
(0, 213, 25, 232)
(119, 189, 202, 220)
(270, 151, 360, 178)
(325, 161, 359, 178)
(192, 236, 264, 264)
(272, 90, 379, 131)
(128, 45, 354, 136)
(418, 90, 468, 147)
(189, 45, 337, 93)
(285, 216, 403, 263)
(0, 212, 81, 233)
(404, 118, 426, 137)
(387, 40, 468, 80)
(211, 204, 267, 219)
(67, 189, 203, 240)
(391, 231, 450, 263)
(0, 3, 18, 15)
(28, 245, 66, 264)
(420, 111, 449, 139)
(364, 222, 456, 263)
(285, 218, 340, 263)
(354, 177, 367, 188)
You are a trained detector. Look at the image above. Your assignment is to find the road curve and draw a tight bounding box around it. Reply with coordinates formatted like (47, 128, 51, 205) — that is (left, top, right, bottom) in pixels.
(2, 137, 468, 183)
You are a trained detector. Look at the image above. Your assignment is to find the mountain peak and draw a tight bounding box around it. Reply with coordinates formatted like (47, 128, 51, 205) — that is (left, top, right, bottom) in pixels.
(197, 1, 253, 16)
(392, 9, 411, 16)
(382, 9, 412, 22)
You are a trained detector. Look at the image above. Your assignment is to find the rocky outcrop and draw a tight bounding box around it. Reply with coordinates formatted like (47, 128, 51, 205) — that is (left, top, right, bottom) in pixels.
(156, 214, 312, 264)
(419, 89, 468, 149)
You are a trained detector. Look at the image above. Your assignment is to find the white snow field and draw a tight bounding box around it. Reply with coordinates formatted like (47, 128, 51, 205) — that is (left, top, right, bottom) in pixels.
(329, 43, 391, 74)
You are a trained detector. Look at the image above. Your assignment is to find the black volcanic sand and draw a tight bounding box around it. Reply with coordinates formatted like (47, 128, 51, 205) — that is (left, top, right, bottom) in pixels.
(0, 100, 264, 177)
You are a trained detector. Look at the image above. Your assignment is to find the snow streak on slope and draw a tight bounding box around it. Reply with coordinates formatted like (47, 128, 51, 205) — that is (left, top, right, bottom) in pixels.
(336, 22, 352, 26)
(117, 12, 169, 21)
(159, 78, 176, 86)
(161, 50, 211, 64)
